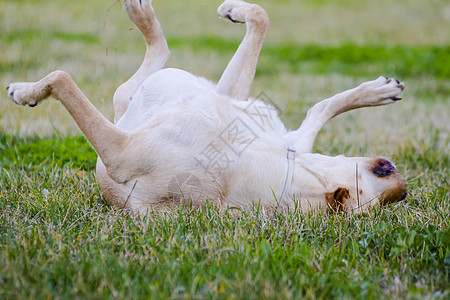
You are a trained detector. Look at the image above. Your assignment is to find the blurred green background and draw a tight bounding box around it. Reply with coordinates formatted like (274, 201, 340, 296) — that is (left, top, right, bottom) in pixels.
(1, 0, 448, 155)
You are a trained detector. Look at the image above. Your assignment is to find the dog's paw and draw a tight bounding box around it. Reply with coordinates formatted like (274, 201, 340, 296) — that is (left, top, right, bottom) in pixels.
(358, 76, 405, 106)
(218, 0, 268, 26)
(218, 0, 246, 23)
(6, 82, 48, 107)
(124, 0, 155, 28)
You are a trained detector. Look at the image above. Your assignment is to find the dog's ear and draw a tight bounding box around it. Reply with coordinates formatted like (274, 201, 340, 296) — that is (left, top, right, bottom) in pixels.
(326, 187, 350, 213)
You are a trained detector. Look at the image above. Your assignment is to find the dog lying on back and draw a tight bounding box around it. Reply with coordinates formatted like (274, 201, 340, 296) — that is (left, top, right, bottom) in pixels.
(7, 0, 407, 214)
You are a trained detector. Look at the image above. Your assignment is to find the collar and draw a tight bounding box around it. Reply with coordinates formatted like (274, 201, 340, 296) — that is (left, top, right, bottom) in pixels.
(279, 146, 296, 202)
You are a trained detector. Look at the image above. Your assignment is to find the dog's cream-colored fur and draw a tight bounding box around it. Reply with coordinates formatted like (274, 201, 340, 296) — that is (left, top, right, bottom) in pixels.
(7, 0, 407, 214)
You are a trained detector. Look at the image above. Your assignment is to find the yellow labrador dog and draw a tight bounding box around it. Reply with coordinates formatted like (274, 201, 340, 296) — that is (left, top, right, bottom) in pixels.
(7, 0, 407, 214)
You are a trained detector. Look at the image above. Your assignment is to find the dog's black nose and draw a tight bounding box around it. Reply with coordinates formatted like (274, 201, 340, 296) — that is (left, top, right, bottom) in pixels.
(373, 158, 396, 177)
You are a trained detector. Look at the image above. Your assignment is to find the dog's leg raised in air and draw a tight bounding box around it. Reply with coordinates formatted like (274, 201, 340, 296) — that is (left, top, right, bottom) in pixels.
(216, 0, 269, 101)
(7, 71, 130, 180)
(113, 0, 170, 123)
(286, 76, 405, 153)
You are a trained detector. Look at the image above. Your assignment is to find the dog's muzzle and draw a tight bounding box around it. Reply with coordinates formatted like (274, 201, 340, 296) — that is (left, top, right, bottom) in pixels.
(374, 158, 408, 205)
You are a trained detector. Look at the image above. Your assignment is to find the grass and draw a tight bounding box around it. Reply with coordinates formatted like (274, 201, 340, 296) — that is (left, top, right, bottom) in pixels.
(1, 0, 449, 298)
(1, 133, 97, 171)
(170, 36, 450, 79)
(1, 156, 448, 298)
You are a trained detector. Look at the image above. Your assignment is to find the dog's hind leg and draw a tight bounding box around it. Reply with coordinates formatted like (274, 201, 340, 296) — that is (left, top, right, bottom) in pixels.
(285, 77, 405, 153)
(7, 71, 131, 181)
(216, 0, 269, 101)
(113, 0, 170, 123)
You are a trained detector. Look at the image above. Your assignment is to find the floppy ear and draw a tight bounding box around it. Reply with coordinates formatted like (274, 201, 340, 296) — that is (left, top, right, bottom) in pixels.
(326, 187, 350, 213)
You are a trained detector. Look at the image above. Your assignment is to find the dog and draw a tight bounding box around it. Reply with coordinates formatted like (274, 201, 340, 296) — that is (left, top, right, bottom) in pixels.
(6, 0, 407, 214)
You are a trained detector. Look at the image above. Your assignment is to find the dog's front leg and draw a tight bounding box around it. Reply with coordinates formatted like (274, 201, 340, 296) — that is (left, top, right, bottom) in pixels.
(7, 71, 134, 182)
(216, 0, 269, 101)
(113, 0, 170, 123)
(286, 76, 405, 153)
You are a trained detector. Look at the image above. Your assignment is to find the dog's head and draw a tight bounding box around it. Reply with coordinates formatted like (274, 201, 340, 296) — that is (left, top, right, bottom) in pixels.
(292, 154, 407, 213)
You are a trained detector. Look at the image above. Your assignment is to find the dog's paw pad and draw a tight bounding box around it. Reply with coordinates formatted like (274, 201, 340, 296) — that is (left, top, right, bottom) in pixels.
(218, 0, 268, 26)
(225, 9, 245, 23)
(357, 76, 406, 106)
(379, 77, 405, 102)
(218, 1, 246, 23)
(7, 82, 43, 107)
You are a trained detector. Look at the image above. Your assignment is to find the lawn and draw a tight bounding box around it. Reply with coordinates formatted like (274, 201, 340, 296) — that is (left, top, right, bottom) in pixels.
(0, 0, 449, 298)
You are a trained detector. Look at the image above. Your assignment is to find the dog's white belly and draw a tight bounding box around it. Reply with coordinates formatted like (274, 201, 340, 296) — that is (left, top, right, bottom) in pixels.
(116, 68, 219, 132)
(108, 68, 291, 208)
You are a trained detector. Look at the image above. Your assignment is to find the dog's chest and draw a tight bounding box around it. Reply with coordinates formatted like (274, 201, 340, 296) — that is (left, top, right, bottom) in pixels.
(116, 69, 223, 131)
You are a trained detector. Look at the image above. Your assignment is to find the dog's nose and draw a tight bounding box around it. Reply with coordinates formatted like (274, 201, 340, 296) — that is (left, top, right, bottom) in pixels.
(372, 158, 396, 177)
